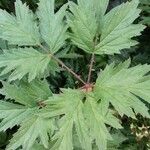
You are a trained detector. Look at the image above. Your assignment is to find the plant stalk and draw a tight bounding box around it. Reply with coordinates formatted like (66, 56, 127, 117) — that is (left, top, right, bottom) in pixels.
(39, 44, 86, 85)
(87, 53, 95, 83)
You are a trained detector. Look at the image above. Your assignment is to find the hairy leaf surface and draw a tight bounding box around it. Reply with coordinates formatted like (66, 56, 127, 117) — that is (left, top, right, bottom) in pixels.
(37, 0, 67, 54)
(0, 101, 37, 132)
(94, 60, 150, 118)
(7, 116, 52, 150)
(0, 0, 40, 46)
(42, 89, 121, 150)
(1, 79, 52, 106)
(95, 0, 145, 55)
(0, 48, 51, 82)
(68, 0, 145, 55)
(84, 94, 121, 150)
(0, 80, 53, 149)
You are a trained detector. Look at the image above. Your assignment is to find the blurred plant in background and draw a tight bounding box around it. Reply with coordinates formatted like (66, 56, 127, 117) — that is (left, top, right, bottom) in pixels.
(140, 0, 150, 26)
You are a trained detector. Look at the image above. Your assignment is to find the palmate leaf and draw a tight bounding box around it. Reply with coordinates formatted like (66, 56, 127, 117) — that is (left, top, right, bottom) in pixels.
(67, 1, 98, 53)
(0, 79, 52, 130)
(68, 0, 145, 55)
(7, 116, 53, 150)
(41, 89, 91, 150)
(94, 60, 150, 118)
(84, 94, 122, 150)
(37, 0, 68, 54)
(0, 79, 53, 149)
(0, 48, 51, 82)
(1, 79, 52, 106)
(41, 89, 121, 150)
(51, 101, 92, 150)
(0, 0, 40, 46)
(95, 0, 145, 55)
(0, 101, 37, 132)
(68, 0, 109, 37)
(0, 107, 51, 150)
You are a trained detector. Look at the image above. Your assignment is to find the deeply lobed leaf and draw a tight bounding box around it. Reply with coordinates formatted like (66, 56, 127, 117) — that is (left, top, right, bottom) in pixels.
(84, 94, 121, 150)
(95, 0, 145, 55)
(0, 79, 52, 106)
(0, 101, 37, 132)
(37, 0, 68, 54)
(68, 0, 145, 55)
(0, 0, 149, 150)
(0, 0, 40, 46)
(94, 60, 150, 118)
(7, 116, 53, 150)
(0, 48, 51, 82)
(42, 89, 121, 150)
(0, 79, 53, 149)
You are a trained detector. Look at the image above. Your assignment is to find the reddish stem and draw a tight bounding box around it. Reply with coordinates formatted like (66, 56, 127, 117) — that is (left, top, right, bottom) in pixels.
(39, 44, 86, 85)
(87, 53, 95, 83)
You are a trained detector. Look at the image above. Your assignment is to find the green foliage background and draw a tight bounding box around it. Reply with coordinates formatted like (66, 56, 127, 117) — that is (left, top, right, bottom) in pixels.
(0, 0, 150, 149)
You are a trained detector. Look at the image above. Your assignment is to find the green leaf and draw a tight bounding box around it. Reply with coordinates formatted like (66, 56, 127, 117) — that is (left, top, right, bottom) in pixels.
(52, 112, 91, 150)
(49, 89, 91, 150)
(0, 48, 51, 82)
(84, 94, 121, 150)
(67, 1, 98, 53)
(7, 116, 52, 150)
(46, 59, 60, 76)
(43, 89, 121, 150)
(68, 0, 145, 55)
(37, 0, 67, 54)
(95, 0, 145, 55)
(74, 0, 109, 33)
(94, 60, 150, 118)
(1, 79, 52, 107)
(141, 16, 150, 25)
(0, 79, 54, 149)
(80, 0, 109, 33)
(0, 0, 40, 46)
(0, 101, 37, 132)
(51, 116, 74, 150)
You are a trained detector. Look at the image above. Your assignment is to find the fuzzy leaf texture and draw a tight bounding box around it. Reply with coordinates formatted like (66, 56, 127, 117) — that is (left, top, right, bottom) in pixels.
(0, 79, 53, 149)
(0, 0, 40, 46)
(39, 89, 121, 150)
(7, 116, 52, 150)
(0, 0, 67, 81)
(1, 79, 52, 106)
(0, 101, 37, 132)
(0, 0, 150, 150)
(68, 0, 145, 55)
(0, 48, 51, 82)
(94, 60, 150, 118)
(37, 0, 68, 54)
